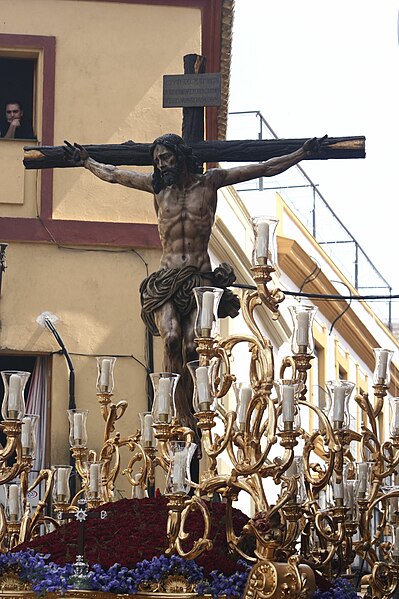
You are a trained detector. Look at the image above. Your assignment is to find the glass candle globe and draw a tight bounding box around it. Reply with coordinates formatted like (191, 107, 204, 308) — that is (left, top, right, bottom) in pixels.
(1, 370, 30, 421)
(193, 287, 224, 338)
(67, 409, 89, 448)
(187, 360, 216, 412)
(165, 441, 197, 496)
(52, 465, 72, 504)
(288, 305, 317, 355)
(251, 215, 279, 266)
(96, 356, 117, 394)
(150, 372, 180, 423)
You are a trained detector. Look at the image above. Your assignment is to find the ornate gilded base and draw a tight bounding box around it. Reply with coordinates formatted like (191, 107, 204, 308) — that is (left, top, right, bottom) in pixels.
(68, 595, 204, 599)
(0, 578, 206, 599)
(0, 572, 36, 599)
(242, 557, 316, 599)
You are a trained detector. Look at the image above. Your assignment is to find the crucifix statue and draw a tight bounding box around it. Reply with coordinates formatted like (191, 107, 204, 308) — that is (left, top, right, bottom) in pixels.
(60, 134, 325, 429)
(23, 55, 365, 431)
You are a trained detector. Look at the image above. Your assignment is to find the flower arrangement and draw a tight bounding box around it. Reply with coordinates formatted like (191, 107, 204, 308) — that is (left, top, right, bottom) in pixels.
(0, 549, 73, 595)
(2, 498, 360, 599)
(0, 550, 250, 598)
(312, 577, 359, 599)
(0, 549, 360, 599)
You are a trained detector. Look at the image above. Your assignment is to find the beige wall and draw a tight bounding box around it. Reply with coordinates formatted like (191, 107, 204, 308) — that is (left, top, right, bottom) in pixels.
(0, 0, 202, 223)
(0, 0, 203, 474)
(1, 241, 164, 470)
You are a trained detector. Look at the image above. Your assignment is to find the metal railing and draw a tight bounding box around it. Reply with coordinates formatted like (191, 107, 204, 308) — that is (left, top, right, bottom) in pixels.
(226, 111, 394, 329)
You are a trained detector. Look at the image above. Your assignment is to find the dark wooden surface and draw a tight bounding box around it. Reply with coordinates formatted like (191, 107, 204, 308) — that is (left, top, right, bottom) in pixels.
(182, 53, 206, 144)
(23, 136, 366, 170)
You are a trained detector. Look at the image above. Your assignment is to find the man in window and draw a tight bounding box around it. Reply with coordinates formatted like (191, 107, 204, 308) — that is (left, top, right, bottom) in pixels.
(0, 101, 34, 139)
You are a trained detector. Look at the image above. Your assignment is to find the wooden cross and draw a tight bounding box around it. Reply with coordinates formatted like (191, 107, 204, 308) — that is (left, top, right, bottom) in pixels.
(23, 54, 365, 171)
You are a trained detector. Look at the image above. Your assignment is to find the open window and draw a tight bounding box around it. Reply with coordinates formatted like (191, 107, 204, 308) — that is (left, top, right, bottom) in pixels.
(0, 57, 36, 140)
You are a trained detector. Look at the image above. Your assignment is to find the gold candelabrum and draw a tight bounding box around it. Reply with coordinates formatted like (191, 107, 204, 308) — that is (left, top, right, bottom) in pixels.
(0, 371, 56, 550)
(0, 215, 398, 599)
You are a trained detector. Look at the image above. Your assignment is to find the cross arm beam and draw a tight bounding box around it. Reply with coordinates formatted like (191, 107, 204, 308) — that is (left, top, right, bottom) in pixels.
(23, 136, 365, 170)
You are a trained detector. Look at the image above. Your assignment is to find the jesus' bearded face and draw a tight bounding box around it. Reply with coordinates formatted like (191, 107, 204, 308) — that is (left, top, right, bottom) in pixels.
(152, 144, 183, 188)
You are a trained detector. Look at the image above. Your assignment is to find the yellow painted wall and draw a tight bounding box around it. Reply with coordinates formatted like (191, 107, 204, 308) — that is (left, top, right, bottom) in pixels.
(0, 0, 202, 480)
(0, 0, 202, 223)
(1, 241, 164, 471)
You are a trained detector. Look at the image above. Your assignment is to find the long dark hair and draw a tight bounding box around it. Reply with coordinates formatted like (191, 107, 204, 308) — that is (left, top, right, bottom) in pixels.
(150, 134, 203, 193)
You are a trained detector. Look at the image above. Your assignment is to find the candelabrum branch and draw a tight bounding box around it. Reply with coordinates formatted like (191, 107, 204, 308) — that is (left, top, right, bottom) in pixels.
(20, 468, 55, 542)
(241, 289, 273, 347)
(253, 393, 277, 448)
(365, 561, 398, 599)
(229, 394, 278, 476)
(121, 432, 150, 487)
(314, 511, 345, 546)
(225, 497, 257, 563)
(199, 412, 237, 472)
(177, 496, 213, 558)
(99, 437, 121, 501)
(373, 383, 388, 419)
(211, 346, 236, 398)
(281, 503, 303, 553)
(101, 399, 129, 444)
(362, 491, 399, 563)
(272, 446, 300, 485)
(71, 446, 92, 482)
(355, 392, 378, 440)
(165, 495, 213, 560)
(250, 264, 285, 318)
(371, 441, 399, 480)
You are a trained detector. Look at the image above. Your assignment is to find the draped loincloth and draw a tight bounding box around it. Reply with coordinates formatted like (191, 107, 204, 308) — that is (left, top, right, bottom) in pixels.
(139, 263, 240, 336)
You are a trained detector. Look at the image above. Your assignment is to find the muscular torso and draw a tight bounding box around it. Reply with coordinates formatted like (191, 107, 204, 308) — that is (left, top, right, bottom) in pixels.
(155, 173, 217, 271)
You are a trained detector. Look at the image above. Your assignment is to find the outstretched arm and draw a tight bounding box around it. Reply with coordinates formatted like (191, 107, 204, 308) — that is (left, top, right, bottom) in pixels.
(211, 137, 326, 189)
(63, 141, 154, 193)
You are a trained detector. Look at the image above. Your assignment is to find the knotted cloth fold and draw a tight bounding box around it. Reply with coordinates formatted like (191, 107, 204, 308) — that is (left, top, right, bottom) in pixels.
(139, 262, 240, 336)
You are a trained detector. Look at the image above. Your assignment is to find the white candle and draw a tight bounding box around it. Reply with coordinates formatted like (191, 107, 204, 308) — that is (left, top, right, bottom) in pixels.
(282, 385, 295, 422)
(201, 291, 214, 331)
(133, 473, 146, 499)
(333, 476, 344, 500)
(296, 312, 309, 347)
(358, 463, 368, 494)
(8, 484, 19, 517)
(332, 387, 345, 422)
(158, 378, 171, 415)
(8, 374, 21, 411)
(172, 451, 186, 492)
(100, 359, 111, 387)
(143, 413, 154, 444)
(196, 367, 210, 408)
(377, 350, 389, 380)
(256, 222, 269, 260)
(237, 386, 252, 425)
(393, 526, 399, 557)
(318, 490, 326, 510)
(56, 468, 69, 496)
(73, 413, 83, 440)
(89, 463, 100, 493)
(21, 417, 32, 450)
(346, 482, 355, 512)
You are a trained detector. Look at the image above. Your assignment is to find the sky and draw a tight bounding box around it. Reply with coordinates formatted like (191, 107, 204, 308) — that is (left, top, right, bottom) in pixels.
(227, 0, 399, 323)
